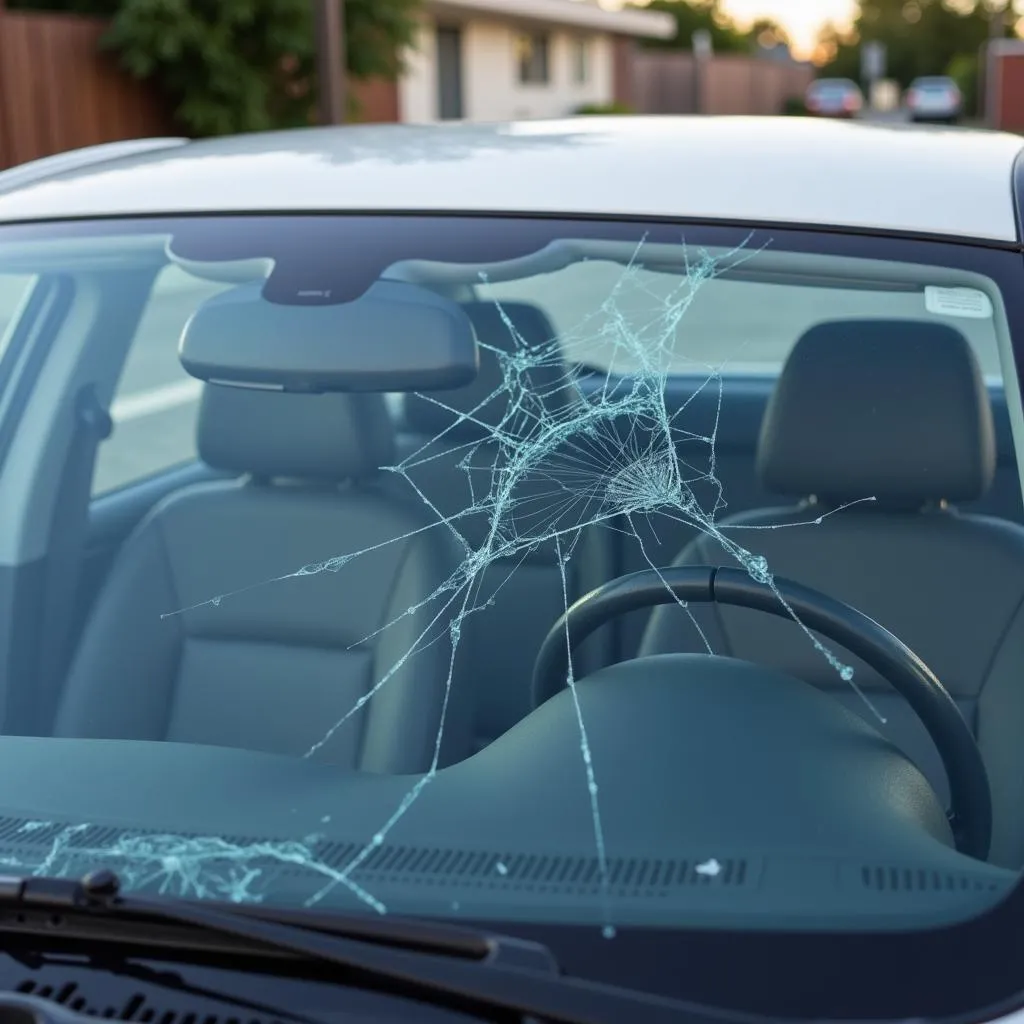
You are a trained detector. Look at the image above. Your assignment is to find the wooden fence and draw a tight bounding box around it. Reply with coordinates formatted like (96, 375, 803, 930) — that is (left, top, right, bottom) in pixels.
(629, 48, 814, 116)
(0, 8, 400, 171)
(0, 10, 174, 170)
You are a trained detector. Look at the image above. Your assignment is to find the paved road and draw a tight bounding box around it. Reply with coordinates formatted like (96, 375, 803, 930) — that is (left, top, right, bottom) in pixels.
(0, 246, 1005, 496)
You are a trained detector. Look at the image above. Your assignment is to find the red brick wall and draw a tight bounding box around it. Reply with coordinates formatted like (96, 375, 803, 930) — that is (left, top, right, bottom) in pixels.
(993, 53, 1024, 133)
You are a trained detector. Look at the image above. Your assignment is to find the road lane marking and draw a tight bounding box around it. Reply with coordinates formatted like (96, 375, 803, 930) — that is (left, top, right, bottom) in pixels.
(110, 378, 203, 422)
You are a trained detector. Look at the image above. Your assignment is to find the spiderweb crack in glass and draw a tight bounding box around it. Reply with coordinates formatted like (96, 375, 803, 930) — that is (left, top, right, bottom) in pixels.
(0, 823, 382, 910)
(10, 238, 880, 931)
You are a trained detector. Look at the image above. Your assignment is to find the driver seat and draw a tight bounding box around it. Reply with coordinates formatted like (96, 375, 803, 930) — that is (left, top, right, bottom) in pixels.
(641, 319, 1024, 866)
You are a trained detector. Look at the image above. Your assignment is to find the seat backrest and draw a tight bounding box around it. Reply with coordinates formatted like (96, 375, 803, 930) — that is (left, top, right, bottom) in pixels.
(399, 301, 615, 746)
(640, 319, 1024, 866)
(56, 385, 473, 774)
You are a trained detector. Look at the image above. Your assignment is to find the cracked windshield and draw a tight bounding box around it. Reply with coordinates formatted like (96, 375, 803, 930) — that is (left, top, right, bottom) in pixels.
(0, 211, 1020, 937)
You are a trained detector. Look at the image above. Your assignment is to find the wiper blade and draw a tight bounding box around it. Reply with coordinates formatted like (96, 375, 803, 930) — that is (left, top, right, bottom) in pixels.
(0, 870, 763, 1024)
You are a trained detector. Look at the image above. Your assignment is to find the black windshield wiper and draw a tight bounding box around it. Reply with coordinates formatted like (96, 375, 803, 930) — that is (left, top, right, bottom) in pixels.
(0, 870, 765, 1024)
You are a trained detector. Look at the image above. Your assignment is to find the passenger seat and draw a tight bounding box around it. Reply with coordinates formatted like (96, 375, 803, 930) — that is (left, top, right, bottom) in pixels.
(55, 385, 474, 772)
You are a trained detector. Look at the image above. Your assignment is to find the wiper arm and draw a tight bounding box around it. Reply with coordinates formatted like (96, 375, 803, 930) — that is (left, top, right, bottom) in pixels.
(0, 870, 761, 1024)
(1, 868, 547, 968)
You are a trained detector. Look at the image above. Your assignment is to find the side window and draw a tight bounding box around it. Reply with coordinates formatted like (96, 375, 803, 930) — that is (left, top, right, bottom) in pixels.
(0, 273, 38, 359)
(92, 267, 231, 497)
(572, 37, 590, 85)
(516, 32, 550, 85)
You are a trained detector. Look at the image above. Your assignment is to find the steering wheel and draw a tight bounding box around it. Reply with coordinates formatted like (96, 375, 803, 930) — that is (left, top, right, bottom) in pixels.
(531, 565, 992, 862)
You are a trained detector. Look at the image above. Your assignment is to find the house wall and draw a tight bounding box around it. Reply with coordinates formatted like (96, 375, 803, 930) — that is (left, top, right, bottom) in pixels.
(400, 14, 616, 122)
(463, 20, 613, 119)
(399, 17, 438, 122)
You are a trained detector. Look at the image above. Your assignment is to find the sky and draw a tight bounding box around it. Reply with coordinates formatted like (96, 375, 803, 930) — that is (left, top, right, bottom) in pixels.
(718, 0, 856, 56)
(716, 0, 1024, 57)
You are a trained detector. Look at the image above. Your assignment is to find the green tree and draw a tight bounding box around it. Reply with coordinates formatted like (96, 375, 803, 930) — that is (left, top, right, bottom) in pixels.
(745, 16, 791, 51)
(7, 0, 420, 135)
(637, 0, 750, 53)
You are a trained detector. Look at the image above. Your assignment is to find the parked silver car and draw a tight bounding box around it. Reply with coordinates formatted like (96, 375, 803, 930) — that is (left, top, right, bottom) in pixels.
(906, 75, 962, 123)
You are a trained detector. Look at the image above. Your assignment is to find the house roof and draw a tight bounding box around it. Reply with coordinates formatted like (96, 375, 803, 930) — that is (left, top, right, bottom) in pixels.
(0, 116, 1021, 242)
(425, 0, 675, 38)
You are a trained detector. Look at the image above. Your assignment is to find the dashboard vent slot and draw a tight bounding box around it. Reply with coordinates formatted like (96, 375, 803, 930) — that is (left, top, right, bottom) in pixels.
(13, 979, 284, 1024)
(307, 844, 751, 894)
(860, 866, 1003, 892)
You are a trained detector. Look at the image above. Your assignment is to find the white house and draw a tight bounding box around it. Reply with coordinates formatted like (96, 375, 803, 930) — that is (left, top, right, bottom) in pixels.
(395, 0, 675, 122)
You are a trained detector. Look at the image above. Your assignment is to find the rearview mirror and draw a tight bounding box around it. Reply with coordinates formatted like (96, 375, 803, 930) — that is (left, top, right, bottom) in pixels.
(178, 280, 478, 392)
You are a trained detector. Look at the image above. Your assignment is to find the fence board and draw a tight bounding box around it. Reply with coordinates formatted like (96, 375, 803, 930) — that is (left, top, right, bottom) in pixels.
(0, 11, 175, 169)
(629, 49, 812, 116)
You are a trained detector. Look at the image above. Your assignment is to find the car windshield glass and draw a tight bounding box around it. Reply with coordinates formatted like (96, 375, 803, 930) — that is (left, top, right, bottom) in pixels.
(0, 214, 1021, 941)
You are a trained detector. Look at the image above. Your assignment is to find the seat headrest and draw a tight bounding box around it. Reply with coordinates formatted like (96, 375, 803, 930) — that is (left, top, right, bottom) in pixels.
(403, 301, 576, 439)
(198, 385, 396, 481)
(757, 319, 996, 507)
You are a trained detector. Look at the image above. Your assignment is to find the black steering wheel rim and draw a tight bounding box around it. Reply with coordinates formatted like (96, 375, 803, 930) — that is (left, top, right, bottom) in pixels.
(531, 565, 992, 862)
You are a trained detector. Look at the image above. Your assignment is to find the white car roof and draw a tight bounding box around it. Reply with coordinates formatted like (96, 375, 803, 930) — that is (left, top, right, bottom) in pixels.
(0, 116, 1020, 243)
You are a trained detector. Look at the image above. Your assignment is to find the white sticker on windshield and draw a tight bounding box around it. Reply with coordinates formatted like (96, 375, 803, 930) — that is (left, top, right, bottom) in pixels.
(925, 286, 993, 320)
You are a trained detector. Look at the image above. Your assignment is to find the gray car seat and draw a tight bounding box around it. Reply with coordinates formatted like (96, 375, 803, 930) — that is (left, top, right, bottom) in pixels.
(640, 319, 1024, 867)
(55, 385, 473, 773)
(400, 301, 614, 747)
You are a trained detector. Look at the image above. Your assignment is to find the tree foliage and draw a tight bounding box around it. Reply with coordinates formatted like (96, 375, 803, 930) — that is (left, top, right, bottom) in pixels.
(7, 0, 421, 136)
(7, 0, 121, 11)
(637, 0, 787, 54)
(818, 0, 1014, 113)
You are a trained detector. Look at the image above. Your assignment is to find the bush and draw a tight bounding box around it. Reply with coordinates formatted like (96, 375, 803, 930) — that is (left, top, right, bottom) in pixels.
(575, 101, 634, 115)
(98, 0, 420, 137)
(780, 96, 808, 116)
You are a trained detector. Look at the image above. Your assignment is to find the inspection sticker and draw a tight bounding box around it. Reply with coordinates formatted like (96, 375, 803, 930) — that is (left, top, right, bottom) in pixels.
(925, 286, 993, 320)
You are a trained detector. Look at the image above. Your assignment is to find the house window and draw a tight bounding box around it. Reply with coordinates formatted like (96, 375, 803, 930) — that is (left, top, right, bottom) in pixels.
(516, 32, 550, 84)
(572, 37, 590, 84)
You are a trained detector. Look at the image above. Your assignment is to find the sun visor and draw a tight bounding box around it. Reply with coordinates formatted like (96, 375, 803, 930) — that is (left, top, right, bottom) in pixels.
(178, 280, 479, 393)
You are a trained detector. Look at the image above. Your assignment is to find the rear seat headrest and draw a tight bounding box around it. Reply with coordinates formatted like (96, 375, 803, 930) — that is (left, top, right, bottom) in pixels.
(198, 385, 396, 482)
(757, 319, 996, 507)
(403, 301, 577, 440)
